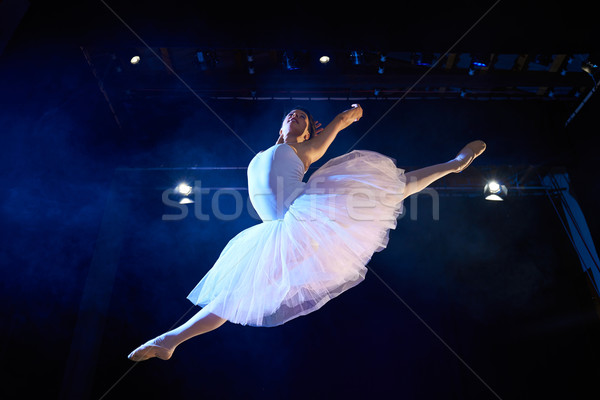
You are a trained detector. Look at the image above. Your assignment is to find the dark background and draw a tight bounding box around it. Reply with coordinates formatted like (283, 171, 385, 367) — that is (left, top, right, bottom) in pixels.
(1, 1, 600, 399)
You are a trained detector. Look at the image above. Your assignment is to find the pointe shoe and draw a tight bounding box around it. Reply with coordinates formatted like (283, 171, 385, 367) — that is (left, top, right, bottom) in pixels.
(128, 338, 174, 362)
(453, 140, 486, 172)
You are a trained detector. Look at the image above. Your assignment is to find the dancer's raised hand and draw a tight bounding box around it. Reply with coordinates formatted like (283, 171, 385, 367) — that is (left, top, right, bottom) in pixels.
(313, 121, 324, 136)
(338, 104, 363, 127)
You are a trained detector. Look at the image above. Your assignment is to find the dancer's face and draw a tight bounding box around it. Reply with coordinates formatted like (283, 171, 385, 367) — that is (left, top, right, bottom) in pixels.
(280, 109, 310, 143)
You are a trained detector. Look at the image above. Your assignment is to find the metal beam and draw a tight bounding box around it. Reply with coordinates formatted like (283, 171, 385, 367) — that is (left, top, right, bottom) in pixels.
(112, 69, 591, 94)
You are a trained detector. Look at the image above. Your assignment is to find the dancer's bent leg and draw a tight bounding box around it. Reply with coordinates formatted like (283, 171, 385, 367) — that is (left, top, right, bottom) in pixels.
(128, 308, 227, 362)
(402, 140, 486, 199)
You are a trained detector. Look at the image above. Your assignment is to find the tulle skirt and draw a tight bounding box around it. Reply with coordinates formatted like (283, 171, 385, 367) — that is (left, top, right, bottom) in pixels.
(187, 150, 406, 326)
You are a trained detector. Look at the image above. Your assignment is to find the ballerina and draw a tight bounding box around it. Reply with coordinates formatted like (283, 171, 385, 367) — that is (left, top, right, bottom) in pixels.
(128, 104, 486, 361)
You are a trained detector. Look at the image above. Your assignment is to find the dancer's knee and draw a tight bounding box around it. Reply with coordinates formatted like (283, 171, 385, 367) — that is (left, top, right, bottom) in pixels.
(205, 312, 228, 328)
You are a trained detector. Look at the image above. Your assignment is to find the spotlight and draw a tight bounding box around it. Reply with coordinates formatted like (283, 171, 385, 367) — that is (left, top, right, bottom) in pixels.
(247, 53, 255, 75)
(319, 55, 330, 64)
(582, 58, 598, 84)
(174, 182, 194, 204)
(176, 183, 193, 196)
(469, 54, 489, 74)
(284, 51, 300, 70)
(350, 51, 364, 65)
(130, 55, 140, 65)
(197, 51, 207, 69)
(484, 181, 508, 201)
(196, 51, 218, 71)
(413, 52, 434, 66)
(582, 60, 597, 75)
(377, 52, 387, 74)
(560, 56, 573, 76)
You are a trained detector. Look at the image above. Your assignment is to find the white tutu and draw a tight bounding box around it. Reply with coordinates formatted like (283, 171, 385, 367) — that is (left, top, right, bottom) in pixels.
(187, 149, 406, 326)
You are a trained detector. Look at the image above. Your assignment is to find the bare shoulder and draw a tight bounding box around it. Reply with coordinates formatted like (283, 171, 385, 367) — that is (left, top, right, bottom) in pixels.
(295, 140, 322, 164)
(286, 142, 313, 170)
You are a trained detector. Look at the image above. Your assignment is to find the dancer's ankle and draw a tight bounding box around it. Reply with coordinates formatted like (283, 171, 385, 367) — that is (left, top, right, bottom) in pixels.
(447, 158, 465, 173)
(153, 333, 178, 352)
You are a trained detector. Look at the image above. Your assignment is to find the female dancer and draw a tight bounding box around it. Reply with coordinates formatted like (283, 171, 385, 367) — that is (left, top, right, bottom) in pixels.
(128, 104, 485, 361)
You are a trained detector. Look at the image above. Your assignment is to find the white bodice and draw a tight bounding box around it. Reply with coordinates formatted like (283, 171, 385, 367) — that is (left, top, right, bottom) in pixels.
(247, 144, 306, 221)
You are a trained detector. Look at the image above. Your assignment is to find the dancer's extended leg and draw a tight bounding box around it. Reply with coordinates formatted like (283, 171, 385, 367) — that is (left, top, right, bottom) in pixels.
(402, 140, 486, 199)
(128, 308, 227, 362)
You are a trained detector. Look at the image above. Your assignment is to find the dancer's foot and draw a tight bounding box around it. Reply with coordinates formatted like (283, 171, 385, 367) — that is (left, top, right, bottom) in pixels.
(128, 335, 175, 362)
(450, 140, 486, 173)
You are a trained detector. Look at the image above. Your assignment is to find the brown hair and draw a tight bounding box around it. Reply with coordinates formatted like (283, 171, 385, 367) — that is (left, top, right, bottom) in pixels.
(285, 107, 317, 139)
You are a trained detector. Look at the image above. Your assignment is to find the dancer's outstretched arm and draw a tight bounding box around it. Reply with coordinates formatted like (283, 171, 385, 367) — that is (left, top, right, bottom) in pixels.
(402, 140, 486, 199)
(304, 104, 363, 164)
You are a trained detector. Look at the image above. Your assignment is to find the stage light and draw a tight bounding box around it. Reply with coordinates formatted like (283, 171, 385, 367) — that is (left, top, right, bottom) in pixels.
(196, 51, 218, 71)
(197, 51, 209, 71)
(284, 51, 300, 70)
(484, 181, 508, 201)
(413, 52, 434, 66)
(319, 55, 330, 64)
(469, 54, 488, 75)
(176, 183, 193, 196)
(130, 55, 140, 64)
(582, 60, 597, 75)
(174, 182, 194, 204)
(377, 52, 386, 74)
(350, 51, 363, 65)
(247, 54, 255, 75)
(582, 58, 598, 84)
